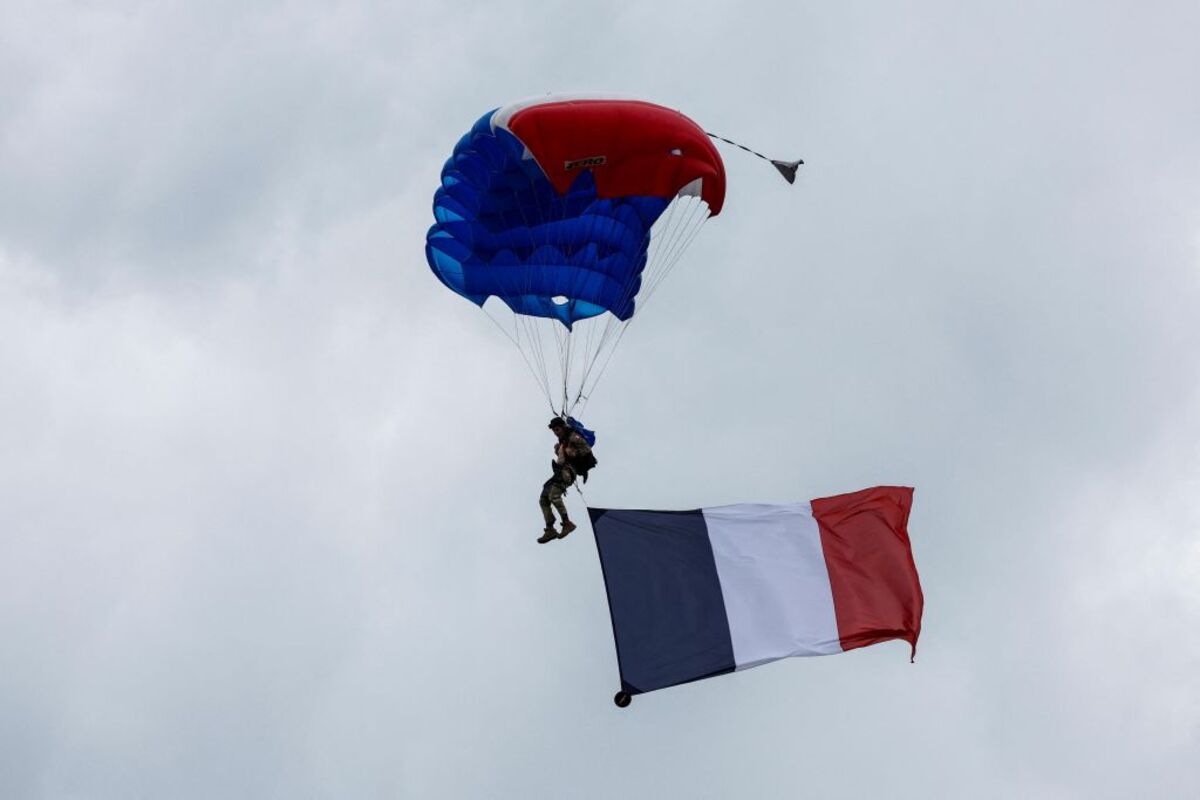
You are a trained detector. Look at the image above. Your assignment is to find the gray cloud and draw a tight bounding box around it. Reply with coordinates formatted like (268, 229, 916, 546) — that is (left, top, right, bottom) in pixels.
(2, 1, 1198, 797)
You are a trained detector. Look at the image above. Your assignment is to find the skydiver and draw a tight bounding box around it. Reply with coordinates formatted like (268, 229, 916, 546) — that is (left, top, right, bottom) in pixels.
(537, 417, 594, 543)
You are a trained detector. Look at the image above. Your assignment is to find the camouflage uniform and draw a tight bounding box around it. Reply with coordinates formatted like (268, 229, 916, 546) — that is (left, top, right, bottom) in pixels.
(540, 430, 589, 527)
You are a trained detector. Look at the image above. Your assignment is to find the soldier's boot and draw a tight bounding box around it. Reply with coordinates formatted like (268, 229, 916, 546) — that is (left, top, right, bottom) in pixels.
(558, 519, 577, 539)
(537, 525, 558, 544)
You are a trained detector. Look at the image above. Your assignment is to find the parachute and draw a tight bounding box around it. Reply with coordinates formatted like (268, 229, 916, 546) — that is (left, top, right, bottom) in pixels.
(425, 95, 726, 416)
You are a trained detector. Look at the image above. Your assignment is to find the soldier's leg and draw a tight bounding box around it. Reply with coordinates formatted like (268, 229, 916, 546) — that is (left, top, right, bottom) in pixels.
(539, 478, 557, 527)
(548, 481, 569, 523)
(549, 481, 578, 538)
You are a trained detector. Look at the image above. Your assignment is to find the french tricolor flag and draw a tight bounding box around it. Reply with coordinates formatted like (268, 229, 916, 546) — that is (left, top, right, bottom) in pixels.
(589, 486, 923, 705)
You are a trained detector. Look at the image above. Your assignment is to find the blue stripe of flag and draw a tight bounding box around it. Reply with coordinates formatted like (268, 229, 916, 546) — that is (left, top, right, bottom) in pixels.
(589, 508, 736, 695)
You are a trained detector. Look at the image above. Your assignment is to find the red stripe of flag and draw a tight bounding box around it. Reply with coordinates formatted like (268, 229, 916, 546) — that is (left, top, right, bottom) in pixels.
(811, 486, 924, 659)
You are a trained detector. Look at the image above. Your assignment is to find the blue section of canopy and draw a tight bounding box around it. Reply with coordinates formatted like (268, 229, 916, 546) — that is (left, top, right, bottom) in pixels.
(589, 508, 735, 695)
(426, 111, 670, 328)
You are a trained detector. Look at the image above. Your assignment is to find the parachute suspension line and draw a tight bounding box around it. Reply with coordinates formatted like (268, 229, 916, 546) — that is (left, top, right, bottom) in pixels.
(533, 162, 561, 411)
(637, 196, 703, 307)
(509, 312, 533, 382)
(588, 197, 711, 395)
(576, 192, 687, 388)
(572, 195, 713, 416)
(580, 304, 602, 399)
(520, 314, 553, 407)
(483, 160, 551, 409)
(642, 199, 701, 298)
(561, 184, 667, 407)
(552, 318, 570, 413)
(569, 168, 628, 413)
(517, 314, 554, 412)
(526, 150, 576, 417)
(507, 283, 550, 403)
(561, 323, 573, 416)
(498, 159, 560, 411)
(533, 317, 553, 389)
(705, 131, 804, 184)
(573, 195, 611, 404)
(569, 169, 708, 414)
(641, 198, 711, 304)
(549, 151, 579, 416)
(551, 172, 616, 414)
(574, 219, 709, 416)
(571, 194, 703, 409)
(483, 301, 555, 413)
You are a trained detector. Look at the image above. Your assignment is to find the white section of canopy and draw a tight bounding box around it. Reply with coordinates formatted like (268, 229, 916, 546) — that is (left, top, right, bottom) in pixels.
(490, 92, 636, 134)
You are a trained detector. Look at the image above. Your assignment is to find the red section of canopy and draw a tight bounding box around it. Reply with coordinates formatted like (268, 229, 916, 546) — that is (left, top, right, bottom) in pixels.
(812, 486, 924, 659)
(506, 99, 726, 215)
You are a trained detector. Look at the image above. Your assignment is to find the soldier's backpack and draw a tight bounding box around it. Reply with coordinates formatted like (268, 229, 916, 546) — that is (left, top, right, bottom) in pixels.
(566, 417, 598, 482)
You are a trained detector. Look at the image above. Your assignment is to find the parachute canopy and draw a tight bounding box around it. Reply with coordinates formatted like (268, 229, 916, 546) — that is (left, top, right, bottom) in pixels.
(426, 96, 726, 329)
(425, 95, 728, 416)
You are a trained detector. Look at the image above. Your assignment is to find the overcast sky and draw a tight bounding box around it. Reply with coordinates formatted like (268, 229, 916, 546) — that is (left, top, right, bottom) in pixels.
(3, 2, 1199, 797)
